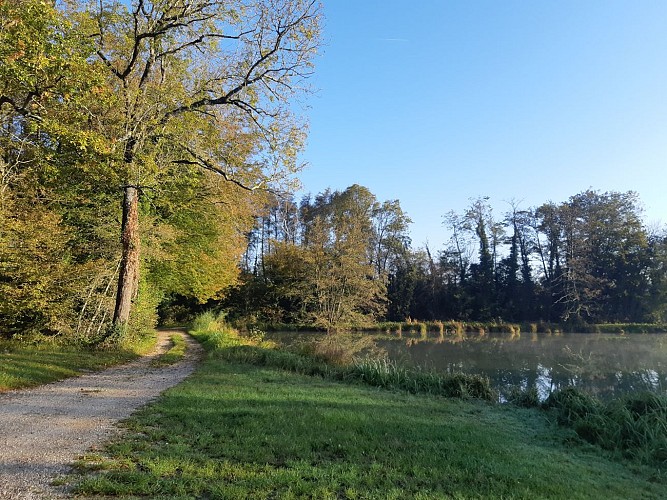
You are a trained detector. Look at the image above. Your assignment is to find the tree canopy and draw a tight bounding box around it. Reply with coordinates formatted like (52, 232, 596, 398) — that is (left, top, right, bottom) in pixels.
(0, 0, 322, 341)
(223, 188, 667, 328)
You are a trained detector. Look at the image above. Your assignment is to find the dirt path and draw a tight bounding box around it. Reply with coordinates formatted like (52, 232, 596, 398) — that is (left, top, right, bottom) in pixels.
(0, 330, 204, 499)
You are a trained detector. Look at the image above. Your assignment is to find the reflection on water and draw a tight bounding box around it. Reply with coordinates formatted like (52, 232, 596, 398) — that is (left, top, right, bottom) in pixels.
(269, 331, 667, 400)
(382, 332, 667, 400)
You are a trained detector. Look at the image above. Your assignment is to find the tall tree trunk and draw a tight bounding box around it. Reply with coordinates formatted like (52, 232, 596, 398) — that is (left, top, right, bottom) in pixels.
(113, 185, 140, 325)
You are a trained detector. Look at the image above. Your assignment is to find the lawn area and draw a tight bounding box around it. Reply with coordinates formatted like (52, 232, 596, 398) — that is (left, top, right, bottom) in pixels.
(70, 348, 667, 498)
(0, 341, 147, 392)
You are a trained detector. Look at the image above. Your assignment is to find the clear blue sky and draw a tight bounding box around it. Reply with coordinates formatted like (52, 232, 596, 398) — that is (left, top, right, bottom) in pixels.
(297, 0, 667, 249)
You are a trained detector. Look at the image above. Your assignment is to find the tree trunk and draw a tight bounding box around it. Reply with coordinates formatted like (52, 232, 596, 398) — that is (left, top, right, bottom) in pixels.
(113, 185, 140, 325)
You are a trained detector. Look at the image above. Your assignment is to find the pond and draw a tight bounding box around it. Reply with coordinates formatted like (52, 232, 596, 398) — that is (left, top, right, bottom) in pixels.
(268, 331, 667, 401)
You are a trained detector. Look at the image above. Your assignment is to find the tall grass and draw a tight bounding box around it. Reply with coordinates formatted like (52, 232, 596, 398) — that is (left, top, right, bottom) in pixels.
(545, 387, 667, 465)
(190, 311, 241, 350)
(350, 358, 494, 400)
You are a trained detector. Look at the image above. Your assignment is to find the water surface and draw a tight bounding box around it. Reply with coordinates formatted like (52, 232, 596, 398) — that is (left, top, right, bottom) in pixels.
(269, 331, 667, 400)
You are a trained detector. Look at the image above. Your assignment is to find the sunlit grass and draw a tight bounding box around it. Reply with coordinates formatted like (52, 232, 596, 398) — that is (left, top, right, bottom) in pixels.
(150, 334, 187, 367)
(71, 353, 667, 499)
(0, 335, 155, 392)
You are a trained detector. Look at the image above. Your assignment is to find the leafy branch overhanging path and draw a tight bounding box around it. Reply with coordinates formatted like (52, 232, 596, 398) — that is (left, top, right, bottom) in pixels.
(0, 330, 203, 499)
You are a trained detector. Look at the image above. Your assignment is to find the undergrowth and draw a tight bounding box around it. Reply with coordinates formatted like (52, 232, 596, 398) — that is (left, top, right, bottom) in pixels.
(545, 387, 667, 465)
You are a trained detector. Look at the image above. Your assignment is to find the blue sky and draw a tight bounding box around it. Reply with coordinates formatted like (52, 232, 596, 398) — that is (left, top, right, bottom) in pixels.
(297, 0, 667, 249)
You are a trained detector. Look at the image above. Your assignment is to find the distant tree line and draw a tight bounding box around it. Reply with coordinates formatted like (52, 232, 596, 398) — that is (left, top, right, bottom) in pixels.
(223, 187, 667, 328)
(413, 190, 666, 324)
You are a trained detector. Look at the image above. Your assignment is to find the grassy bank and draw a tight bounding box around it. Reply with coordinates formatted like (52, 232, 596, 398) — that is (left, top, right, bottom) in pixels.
(0, 335, 155, 392)
(68, 320, 667, 499)
(544, 387, 667, 465)
(211, 340, 494, 401)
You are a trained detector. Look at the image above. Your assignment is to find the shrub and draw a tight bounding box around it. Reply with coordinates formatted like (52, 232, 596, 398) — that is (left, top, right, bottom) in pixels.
(544, 386, 602, 425)
(191, 311, 223, 333)
(507, 386, 540, 408)
(544, 387, 667, 465)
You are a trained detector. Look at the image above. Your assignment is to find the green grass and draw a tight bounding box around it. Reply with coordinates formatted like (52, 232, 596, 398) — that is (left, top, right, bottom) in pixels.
(151, 334, 187, 367)
(0, 337, 153, 392)
(207, 336, 495, 401)
(67, 326, 667, 499)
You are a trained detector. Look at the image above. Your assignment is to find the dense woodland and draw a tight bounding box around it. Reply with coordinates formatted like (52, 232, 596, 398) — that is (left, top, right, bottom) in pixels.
(221, 187, 667, 329)
(2, 1, 667, 342)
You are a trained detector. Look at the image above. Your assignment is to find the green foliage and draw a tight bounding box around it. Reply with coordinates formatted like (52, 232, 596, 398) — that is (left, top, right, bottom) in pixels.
(506, 386, 541, 408)
(0, 0, 320, 341)
(190, 311, 242, 351)
(386, 190, 667, 326)
(246, 186, 393, 330)
(545, 387, 604, 426)
(191, 311, 228, 335)
(0, 0, 117, 340)
(545, 387, 667, 465)
(89, 0, 322, 327)
(142, 161, 257, 305)
(95, 271, 163, 348)
(0, 201, 74, 338)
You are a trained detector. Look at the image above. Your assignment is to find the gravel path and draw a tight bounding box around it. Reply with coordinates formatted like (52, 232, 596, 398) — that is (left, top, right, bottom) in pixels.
(0, 330, 204, 499)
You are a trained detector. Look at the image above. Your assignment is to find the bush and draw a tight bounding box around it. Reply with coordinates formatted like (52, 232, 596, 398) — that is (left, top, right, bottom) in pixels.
(545, 387, 667, 465)
(507, 386, 540, 408)
(544, 386, 602, 425)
